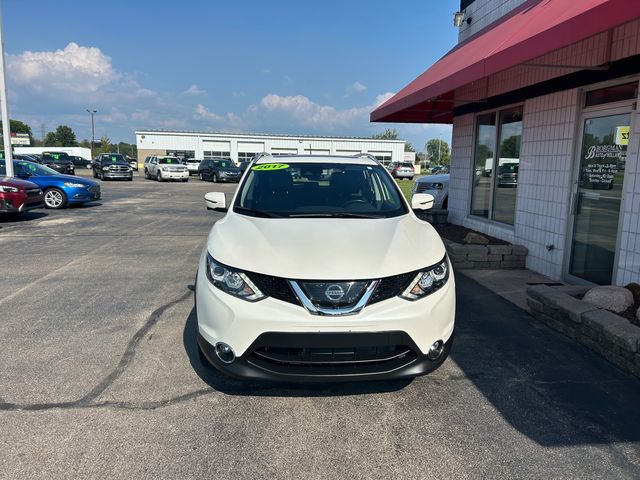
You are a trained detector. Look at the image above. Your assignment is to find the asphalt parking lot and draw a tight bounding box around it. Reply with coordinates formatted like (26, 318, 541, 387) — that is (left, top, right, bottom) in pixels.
(1, 172, 640, 479)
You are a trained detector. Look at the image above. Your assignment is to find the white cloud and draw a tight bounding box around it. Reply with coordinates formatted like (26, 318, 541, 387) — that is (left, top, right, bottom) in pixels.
(347, 81, 367, 94)
(184, 84, 206, 96)
(256, 93, 394, 130)
(194, 104, 244, 128)
(8, 42, 118, 93)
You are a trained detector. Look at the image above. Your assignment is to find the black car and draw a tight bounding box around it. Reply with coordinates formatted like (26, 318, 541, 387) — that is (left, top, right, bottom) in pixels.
(197, 158, 242, 183)
(92, 153, 133, 181)
(238, 160, 252, 173)
(41, 152, 75, 175)
(70, 156, 92, 169)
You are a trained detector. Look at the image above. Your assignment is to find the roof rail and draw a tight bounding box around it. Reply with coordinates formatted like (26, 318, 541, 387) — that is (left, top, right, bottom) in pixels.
(252, 152, 273, 162)
(352, 153, 380, 163)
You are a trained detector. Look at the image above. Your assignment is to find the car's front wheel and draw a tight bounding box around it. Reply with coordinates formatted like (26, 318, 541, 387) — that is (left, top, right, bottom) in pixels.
(199, 172, 205, 181)
(144, 169, 150, 179)
(92, 170, 98, 178)
(43, 188, 67, 209)
(157, 171, 163, 182)
(212, 174, 218, 183)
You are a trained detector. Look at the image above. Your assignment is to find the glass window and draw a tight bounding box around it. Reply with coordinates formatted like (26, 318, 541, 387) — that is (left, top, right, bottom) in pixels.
(238, 152, 256, 162)
(492, 108, 522, 225)
(470, 113, 496, 218)
(585, 82, 638, 107)
(235, 163, 407, 218)
(203, 151, 231, 160)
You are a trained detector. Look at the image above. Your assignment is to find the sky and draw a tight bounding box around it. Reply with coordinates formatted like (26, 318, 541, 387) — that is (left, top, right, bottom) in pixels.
(2, 0, 459, 150)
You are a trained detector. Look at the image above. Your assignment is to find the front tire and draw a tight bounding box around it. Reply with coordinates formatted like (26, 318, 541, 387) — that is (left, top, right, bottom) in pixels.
(212, 174, 218, 183)
(92, 170, 98, 178)
(157, 171, 163, 182)
(43, 188, 67, 209)
(144, 169, 150, 180)
(199, 172, 205, 181)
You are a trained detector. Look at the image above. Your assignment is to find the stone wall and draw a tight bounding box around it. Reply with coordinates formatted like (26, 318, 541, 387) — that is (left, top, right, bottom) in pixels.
(527, 285, 640, 378)
(446, 241, 527, 269)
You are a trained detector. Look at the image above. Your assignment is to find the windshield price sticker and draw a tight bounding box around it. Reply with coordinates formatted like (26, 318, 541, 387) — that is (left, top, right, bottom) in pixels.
(252, 163, 289, 171)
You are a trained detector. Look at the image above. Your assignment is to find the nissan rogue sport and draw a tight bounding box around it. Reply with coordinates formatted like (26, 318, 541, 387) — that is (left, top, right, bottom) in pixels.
(196, 154, 455, 382)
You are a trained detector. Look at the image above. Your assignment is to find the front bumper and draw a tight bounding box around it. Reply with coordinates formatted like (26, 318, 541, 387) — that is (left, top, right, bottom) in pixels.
(103, 172, 133, 179)
(160, 170, 189, 179)
(66, 186, 101, 204)
(196, 253, 455, 382)
(218, 174, 241, 182)
(198, 330, 453, 382)
(0, 197, 44, 213)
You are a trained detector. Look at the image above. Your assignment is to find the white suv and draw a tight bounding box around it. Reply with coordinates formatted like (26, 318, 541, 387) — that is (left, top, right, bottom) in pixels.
(144, 156, 189, 182)
(196, 154, 455, 382)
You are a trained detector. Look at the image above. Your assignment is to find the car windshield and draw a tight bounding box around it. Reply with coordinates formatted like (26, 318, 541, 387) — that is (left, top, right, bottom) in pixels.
(159, 157, 181, 164)
(104, 154, 127, 164)
(234, 162, 408, 218)
(44, 153, 71, 163)
(213, 160, 234, 168)
(400, 163, 414, 168)
(0, 160, 58, 176)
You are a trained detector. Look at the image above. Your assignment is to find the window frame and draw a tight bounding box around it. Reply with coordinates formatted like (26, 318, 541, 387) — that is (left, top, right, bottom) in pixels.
(468, 103, 524, 227)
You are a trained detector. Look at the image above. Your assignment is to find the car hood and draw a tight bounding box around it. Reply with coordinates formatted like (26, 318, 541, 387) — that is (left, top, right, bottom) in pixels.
(417, 174, 449, 184)
(0, 176, 40, 190)
(208, 213, 446, 280)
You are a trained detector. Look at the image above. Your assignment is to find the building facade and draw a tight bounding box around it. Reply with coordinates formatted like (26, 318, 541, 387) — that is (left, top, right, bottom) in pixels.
(372, 0, 640, 286)
(135, 130, 405, 167)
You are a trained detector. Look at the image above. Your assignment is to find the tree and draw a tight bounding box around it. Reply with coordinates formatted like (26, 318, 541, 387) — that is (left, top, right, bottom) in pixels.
(54, 125, 78, 146)
(79, 139, 91, 149)
(426, 138, 451, 165)
(372, 128, 399, 140)
(404, 142, 415, 152)
(43, 131, 58, 147)
(499, 135, 520, 158)
(97, 136, 111, 154)
(0, 119, 35, 147)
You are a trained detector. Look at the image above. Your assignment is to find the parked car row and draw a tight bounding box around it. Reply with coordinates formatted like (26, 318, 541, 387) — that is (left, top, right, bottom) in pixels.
(0, 158, 101, 212)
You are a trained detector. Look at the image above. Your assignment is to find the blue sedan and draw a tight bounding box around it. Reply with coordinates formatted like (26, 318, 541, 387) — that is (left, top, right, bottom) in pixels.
(0, 160, 101, 209)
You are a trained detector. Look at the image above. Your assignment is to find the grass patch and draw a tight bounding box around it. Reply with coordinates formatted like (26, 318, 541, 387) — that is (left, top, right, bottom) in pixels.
(396, 178, 417, 202)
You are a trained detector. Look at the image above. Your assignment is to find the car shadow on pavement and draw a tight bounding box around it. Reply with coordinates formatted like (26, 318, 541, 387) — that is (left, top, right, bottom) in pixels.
(0, 211, 48, 223)
(451, 272, 640, 446)
(182, 306, 413, 397)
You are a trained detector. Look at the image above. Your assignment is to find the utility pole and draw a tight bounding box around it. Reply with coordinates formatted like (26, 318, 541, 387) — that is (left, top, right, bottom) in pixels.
(87, 109, 96, 159)
(438, 134, 442, 165)
(0, 3, 13, 176)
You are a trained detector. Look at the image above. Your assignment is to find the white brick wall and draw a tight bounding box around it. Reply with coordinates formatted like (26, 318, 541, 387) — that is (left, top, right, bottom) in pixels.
(458, 0, 528, 43)
(616, 87, 640, 286)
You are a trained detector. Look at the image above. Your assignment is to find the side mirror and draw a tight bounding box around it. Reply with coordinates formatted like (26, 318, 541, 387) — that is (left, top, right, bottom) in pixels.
(411, 193, 434, 211)
(204, 192, 227, 212)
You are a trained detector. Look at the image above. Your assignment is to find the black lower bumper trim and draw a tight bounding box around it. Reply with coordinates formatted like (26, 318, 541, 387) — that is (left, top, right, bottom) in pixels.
(197, 331, 453, 383)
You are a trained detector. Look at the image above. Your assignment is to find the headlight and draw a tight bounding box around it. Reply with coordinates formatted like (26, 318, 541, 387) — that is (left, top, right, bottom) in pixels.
(0, 185, 19, 193)
(63, 182, 85, 188)
(162, 167, 169, 171)
(205, 254, 265, 302)
(400, 256, 449, 301)
(102, 167, 110, 171)
(421, 183, 444, 190)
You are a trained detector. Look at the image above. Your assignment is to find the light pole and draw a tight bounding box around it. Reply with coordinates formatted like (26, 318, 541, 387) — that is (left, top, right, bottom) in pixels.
(0, 3, 13, 176)
(87, 109, 96, 159)
(438, 134, 442, 165)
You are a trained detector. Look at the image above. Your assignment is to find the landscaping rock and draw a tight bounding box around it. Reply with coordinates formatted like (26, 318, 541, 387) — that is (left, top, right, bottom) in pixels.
(583, 286, 634, 313)
(463, 232, 489, 245)
(625, 282, 640, 307)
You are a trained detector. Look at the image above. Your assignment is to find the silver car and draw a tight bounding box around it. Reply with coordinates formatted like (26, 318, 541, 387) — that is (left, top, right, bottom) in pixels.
(412, 173, 449, 210)
(185, 158, 202, 175)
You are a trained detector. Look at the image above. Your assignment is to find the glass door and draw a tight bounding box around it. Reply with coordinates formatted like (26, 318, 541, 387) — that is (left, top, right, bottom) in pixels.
(568, 112, 630, 284)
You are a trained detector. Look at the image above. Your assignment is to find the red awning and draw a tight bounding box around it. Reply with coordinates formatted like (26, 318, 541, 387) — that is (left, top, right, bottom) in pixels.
(371, 0, 640, 124)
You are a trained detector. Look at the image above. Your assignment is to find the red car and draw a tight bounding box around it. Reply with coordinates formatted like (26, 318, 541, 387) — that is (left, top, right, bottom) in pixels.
(0, 176, 44, 215)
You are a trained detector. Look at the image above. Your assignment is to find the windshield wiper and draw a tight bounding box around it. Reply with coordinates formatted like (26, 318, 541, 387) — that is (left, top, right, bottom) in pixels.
(289, 213, 383, 219)
(234, 206, 281, 218)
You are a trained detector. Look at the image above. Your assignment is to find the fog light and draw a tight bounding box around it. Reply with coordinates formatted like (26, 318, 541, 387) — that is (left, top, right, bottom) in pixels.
(215, 342, 235, 364)
(428, 340, 444, 361)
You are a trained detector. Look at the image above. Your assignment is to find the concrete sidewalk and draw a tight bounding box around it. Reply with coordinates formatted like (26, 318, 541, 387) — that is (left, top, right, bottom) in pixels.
(459, 268, 560, 310)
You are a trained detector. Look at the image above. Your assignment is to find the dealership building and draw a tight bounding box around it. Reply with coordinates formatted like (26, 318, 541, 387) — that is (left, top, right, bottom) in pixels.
(372, 0, 640, 286)
(135, 130, 405, 166)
